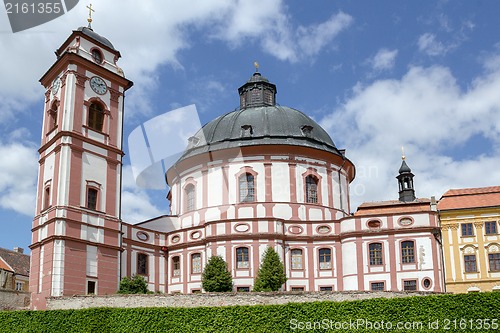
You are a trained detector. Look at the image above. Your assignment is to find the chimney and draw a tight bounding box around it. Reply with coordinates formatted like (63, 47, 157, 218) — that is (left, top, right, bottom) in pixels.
(13, 247, 24, 254)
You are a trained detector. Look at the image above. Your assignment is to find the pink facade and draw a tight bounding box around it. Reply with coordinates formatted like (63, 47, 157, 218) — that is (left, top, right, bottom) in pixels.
(31, 27, 444, 309)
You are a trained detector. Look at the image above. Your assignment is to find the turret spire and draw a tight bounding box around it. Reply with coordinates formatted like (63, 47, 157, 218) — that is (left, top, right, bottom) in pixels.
(397, 151, 416, 202)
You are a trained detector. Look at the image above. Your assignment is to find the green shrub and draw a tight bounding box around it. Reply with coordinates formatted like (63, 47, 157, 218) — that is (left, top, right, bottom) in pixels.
(0, 292, 499, 332)
(117, 275, 148, 294)
(201, 255, 233, 292)
(253, 247, 287, 292)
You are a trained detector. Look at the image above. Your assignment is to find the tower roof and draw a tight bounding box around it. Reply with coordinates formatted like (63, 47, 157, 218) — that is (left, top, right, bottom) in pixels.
(76, 26, 115, 50)
(399, 160, 412, 174)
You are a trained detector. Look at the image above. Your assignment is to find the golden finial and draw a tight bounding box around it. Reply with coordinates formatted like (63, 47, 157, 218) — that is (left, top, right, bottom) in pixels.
(86, 4, 95, 27)
(401, 146, 406, 160)
(254, 61, 259, 72)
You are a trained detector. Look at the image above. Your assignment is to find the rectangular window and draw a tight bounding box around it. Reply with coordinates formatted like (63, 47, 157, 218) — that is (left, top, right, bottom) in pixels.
(401, 241, 415, 264)
(485, 222, 498, 235)
(191, 253, 202, 274)
(464, 255, 477, 273)
(319, 286, 333, 291)
(371, 282, 385, 291)
(369, 243, 383, 265)
(239, 173, 255, 202)
(44, 186, 50, 210)
(87, 281, 96, 295)
(15, 282, 23, 291)
(87, 188, 98, 210)
(236, 247, 249, 269)
(403, 280, 417, 291)
(237, 287, 250, 292)
(291, 249, 303, 270)
(137, 253, 148, 275)
(318, 248, 332, 269)
(461, 223, 474, 236)
(291, 287, 305, 292)
(489, 253, 500, 272)
(172, 256, 181, 276)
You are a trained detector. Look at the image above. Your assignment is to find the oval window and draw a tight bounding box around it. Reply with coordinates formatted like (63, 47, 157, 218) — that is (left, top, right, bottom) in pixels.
(317, 225, 331, 234)
(367, 220, 381, 229)
(399, 218, 413, 227)
(288, 226, 304, 234)
(423, 278, 431, 289)
(190, 231, 201, 239)
(234, 223, 250, 232)
(136, 231, 149, 241)
(171, 235, 180, 243)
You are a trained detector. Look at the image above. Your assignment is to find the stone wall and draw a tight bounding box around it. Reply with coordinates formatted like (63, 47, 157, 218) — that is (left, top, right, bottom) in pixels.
(47, 291, 441, 310)
(0, 289, 30, 310)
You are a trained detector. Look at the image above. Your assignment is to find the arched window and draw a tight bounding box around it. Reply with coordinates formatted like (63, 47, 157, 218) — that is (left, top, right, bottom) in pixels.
(239, 173, 255, 202)
(191, 253, 202, 274)
(318, 248, 332, 269)
(48, 100, 58, 132)
(44, 186, 51, 210)
(291, 249, 303, 270)
(369, 243, 383, 265)
(172, 256, 180, 276)
(88, 102, 104, 132)
(137, 253, 148, 275)
(306, 175, 318, 203)
(401, 241, 415, 263)
(236, 247, 249, 269)
(91, 49, 103, 64)
(185, 184, 196, 212)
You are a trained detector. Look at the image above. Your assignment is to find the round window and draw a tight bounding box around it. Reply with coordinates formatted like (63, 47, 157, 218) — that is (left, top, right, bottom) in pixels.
(423, 278, 431, 289)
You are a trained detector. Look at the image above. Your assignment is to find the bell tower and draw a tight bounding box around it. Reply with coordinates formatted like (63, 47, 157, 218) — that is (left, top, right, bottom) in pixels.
(397, 152, 416, 203)
(29, 21, 132, 309)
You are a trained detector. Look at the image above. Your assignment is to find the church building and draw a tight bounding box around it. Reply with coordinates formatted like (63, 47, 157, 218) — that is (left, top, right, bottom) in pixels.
(29, 26, 444, 309)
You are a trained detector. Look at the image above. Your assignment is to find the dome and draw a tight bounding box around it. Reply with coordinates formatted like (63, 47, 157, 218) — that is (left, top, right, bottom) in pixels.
(175, 71, 345, 164)
(77, 26, 115, 50)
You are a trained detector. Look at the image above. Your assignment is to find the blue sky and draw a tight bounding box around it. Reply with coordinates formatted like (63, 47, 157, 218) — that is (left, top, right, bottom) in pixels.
(1, 1, 500, 252)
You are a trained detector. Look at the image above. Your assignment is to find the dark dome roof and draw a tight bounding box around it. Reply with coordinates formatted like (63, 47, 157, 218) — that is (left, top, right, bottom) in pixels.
(178, 105, 342, 162)
(173, 71, 345, 165)
(77, 26, 115, 50)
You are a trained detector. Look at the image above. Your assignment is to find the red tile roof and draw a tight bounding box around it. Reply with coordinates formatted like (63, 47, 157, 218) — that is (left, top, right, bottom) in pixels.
(438, 186, 500, 211)
(355, 198, 432, 216)
(0, 248, 30, 276)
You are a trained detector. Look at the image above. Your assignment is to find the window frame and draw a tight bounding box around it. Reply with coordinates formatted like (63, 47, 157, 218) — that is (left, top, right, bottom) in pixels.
(369, 242, 383, 266)
(464, 254, 477, 273)
(370, 281, 385, 291)
(172, 256, 181, 277)
(461, 223, 474, 237)
(185, 183, 196, 212)
(488, 253, 500, 272)
(318, 248, 332, 270)
(236, 247, 249, 269)
(137, 253, 148, 275)
(403, 279, 417, 291)
(290, 248, 304, 270)
(191, 253, 202, 274)
(239, 173, 255, 202)
(401, 240, 415, 264)
(87, 102, 105, 132)
(305, 175, 319, 204)
(485, 221, 498, 235)
(86, 187, 99, 211)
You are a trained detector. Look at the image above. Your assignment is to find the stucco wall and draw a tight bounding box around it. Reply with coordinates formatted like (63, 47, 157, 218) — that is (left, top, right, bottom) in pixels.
(47, 291, 441, 310)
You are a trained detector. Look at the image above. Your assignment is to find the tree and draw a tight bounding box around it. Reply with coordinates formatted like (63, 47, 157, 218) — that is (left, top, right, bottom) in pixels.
(117, 274, 148, 294)
(253, 247, 287, 292)
(202, 255, 233, 292)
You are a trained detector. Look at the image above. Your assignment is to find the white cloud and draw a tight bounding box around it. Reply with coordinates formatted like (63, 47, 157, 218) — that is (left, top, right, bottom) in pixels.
(0, 136, 38, 216)
(121, 165, 164, 224)
(418, 33, 451, 56)
(369, 48, 398, 71)
(321, 54, 500, 210)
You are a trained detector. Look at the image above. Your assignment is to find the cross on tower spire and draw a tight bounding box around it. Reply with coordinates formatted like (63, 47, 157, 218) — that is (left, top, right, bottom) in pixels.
(86, 4, 95, 29)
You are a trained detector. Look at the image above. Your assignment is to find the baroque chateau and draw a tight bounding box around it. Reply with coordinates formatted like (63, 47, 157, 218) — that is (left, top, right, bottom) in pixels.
(27, 25, 500, 310)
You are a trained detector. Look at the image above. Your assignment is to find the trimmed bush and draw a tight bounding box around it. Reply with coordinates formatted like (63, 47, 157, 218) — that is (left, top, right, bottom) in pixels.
(0, 292, 499, 332)
(253, 247, 287, 292)
(201, 255, 233, 292)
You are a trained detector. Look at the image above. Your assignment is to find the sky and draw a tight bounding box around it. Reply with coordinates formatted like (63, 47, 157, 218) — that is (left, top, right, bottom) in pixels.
(1, 0, 500, 253)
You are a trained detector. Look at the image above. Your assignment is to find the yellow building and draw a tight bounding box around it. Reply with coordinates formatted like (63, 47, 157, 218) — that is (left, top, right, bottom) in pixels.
(438, 186, 500, 293)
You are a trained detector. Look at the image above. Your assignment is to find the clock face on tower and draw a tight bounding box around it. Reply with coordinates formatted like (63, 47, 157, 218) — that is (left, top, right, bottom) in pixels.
(90, 76, 107, 95)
